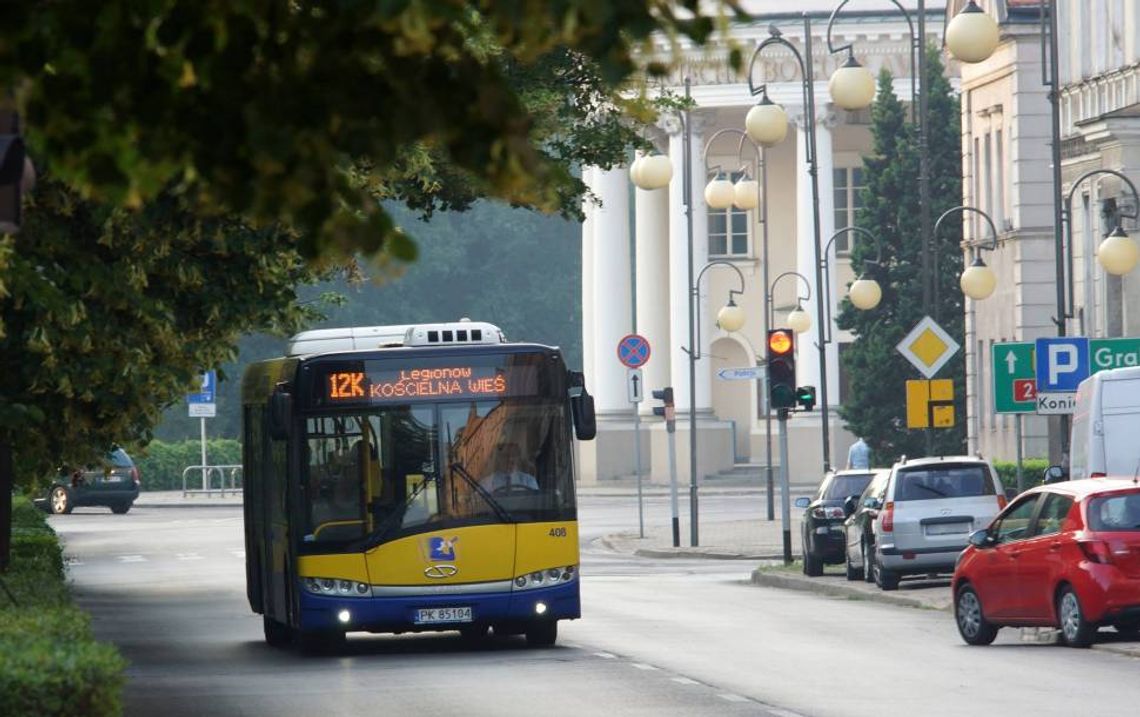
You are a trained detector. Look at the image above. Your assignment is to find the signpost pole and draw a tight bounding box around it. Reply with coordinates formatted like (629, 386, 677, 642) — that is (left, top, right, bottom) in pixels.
(666, 410, 680, 548)
(1015, 414, 1024, 494)
(634, 406, 644, 539)
(200, 416, 208, 493)
(778, 408, 792, 564)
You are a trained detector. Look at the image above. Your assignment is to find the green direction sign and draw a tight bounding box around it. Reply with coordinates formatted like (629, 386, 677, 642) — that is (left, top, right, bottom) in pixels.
(1090, 337, 1140, 373)
(993, 337, 1140, 414)
(992, 342, 1036, 414)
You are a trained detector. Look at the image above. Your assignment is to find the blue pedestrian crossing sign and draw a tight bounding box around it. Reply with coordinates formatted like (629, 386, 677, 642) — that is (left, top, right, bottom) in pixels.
(617, 334, 651, 369)
(1034, 337, 1090, 392)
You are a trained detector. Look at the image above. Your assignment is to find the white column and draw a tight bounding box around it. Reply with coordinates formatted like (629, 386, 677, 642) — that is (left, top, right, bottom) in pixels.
(581, 167, 595, 393)
(815, 111, 840, 401)
(668, 128, 692, 412)
(794, 108, 821, 392)
(590, 165, 633, 415)
(690, 114, 712, 414)
(635, 147, 672, 413)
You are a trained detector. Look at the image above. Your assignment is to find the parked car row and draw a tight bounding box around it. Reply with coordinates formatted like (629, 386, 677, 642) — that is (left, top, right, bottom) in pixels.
(798, 450, 1140, 648)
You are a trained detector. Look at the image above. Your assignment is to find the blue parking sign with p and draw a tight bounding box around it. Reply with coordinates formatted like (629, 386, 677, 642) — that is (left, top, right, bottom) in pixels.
(1035, 337, 1090, 392)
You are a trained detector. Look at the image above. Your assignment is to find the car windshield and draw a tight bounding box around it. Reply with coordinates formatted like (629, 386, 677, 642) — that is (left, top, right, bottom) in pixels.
(823, 473, 874, 500)
(1088, 492, 1140, 531)
(893, 464, 995, 502)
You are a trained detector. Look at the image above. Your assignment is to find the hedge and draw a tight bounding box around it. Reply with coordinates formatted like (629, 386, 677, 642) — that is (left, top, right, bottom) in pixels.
(1, 496, 127, 717)
(993, 458, 1051, 493)
(132, 438, 242, 491)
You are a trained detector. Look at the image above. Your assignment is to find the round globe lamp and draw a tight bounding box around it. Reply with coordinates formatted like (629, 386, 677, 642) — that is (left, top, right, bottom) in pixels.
(786, 304, 812, 334)
(829, 56, 876, 111)
(629, 156, 644, 188)
(1097, 226, 1139, 275)
(848, 277, 882, 310)
(637, 154, 674, 190)
(946, 0, 999, 64)
(733, 178, 759, 210)
(717, 301, 746, 332)
(704, 177, 736, 210)
(745, 97, 788, 147)
(960, 256, 997, 300)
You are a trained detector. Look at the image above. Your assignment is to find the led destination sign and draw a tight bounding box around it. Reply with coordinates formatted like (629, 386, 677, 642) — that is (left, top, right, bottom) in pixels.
(318, 365, 530, 405)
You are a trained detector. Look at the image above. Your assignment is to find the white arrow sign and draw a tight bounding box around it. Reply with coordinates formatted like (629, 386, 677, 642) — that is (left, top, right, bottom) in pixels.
(1005, 350, 1017, 374)
(627, 368, 644, 403)
(717, 366, 764, 381)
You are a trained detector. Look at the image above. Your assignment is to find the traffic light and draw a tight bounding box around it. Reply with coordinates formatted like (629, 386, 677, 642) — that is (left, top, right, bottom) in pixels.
(795, 386, 816, 411)
(651, 387, 674, 419)
(766, 329, 796, 409)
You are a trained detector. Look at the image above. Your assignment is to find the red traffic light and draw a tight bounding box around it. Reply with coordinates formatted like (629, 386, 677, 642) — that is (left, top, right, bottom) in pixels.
(768, 329, 793, 355)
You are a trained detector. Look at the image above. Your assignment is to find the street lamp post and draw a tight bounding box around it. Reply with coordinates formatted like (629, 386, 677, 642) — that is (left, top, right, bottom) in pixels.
(819, 227, 886, 341)
(746, 18, 833, 471)
(1059, 170, 1140, 315)
(933, 205, 1000, 302)
(699, 128, 776, 519)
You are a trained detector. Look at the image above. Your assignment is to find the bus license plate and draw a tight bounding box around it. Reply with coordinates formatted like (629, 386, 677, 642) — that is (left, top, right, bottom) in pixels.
(414, 607, 472, 625)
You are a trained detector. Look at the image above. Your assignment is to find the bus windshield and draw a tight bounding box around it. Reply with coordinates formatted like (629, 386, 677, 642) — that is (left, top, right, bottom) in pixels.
(300, 398, 574, 553)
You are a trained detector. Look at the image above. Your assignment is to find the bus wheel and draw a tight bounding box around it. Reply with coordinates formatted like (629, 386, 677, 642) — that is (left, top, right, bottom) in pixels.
(459, 624, 489, 642)
(263, 617, 292, 648)
(525, 620, 558, 648)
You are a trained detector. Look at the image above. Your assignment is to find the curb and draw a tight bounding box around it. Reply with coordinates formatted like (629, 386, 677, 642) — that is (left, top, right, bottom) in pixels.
(748, 569, 949, 611)
(597, 534, 781, 561)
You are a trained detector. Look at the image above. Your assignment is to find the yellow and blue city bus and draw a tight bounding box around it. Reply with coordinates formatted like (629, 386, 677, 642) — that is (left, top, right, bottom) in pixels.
(241, 321, 596, 650)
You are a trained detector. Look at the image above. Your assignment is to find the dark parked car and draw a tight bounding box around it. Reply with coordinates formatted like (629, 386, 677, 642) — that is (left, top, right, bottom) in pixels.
(42, 447, 140, 515)
(953, 478, 1140, 648)
(842, 469, 891, 582)
(796, 470, 879, 576)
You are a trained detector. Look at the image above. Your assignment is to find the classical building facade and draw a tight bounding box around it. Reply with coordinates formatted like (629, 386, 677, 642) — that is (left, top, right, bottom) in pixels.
(579, 2, 951, 484)
(956, 0, 1140, 465)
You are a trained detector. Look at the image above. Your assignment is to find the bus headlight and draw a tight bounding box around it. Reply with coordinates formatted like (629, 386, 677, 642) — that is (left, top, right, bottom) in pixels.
(302, 577, 371, 597)
(512, 565, 578, 591)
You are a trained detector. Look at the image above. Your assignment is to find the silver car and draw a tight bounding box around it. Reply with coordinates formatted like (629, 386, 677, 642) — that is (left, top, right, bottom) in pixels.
(870, 456, 1005, 591)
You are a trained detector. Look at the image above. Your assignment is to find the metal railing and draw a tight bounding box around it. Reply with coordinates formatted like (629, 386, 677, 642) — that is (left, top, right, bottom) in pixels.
(181, 464, 243, 497)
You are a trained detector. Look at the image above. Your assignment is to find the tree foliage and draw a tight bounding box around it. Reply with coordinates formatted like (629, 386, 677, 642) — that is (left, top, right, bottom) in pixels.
(836, 47, 966, 464)
(2, 1, 735, 262)
(0, 178, 327, 487)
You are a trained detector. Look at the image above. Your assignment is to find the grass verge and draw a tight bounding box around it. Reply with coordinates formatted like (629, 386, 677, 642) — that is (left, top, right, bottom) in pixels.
(1, 495, 126, 716)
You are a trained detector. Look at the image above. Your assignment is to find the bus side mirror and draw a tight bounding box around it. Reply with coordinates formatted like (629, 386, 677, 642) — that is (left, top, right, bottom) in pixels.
(571, 389, 597, 441)
(269, 390, 293, 441)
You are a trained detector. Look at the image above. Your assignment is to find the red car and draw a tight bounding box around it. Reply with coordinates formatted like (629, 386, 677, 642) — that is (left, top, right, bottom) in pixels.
(952, 479, 1140, 648)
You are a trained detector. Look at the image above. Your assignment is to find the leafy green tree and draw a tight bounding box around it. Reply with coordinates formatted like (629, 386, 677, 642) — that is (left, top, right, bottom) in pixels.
(0, 178, 327, 488)
(836, 47, 965, 464)
(2, 2, 731, 262)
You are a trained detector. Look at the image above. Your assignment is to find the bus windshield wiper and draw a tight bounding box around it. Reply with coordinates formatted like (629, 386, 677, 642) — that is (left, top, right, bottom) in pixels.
(347, 476, 435, 551)
(450, 461, 515, 523)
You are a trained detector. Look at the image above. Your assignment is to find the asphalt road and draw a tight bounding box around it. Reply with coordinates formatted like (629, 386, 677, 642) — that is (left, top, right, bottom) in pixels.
(51, 495, 1140, 717)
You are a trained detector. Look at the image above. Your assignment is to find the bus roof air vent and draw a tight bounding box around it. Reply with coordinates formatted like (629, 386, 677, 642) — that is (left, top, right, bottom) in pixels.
(286, 324, 413, 356)
(404, 321, 505, 347)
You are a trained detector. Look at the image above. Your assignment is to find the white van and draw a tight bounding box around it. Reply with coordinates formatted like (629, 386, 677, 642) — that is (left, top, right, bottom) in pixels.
(1069, 366, 1140, 480)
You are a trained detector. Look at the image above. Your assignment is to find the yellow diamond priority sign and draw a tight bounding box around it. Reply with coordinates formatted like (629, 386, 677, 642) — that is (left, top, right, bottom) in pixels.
(896, 316, 960, 379)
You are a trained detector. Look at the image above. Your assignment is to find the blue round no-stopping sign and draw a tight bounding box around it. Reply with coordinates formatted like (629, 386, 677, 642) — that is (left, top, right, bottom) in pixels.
(617, 334, 651, 368)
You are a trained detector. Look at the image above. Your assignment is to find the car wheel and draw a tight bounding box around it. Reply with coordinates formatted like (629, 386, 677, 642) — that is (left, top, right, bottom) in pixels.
(955, 584, 998, 646)
(110, 502, 132, 514)
(803, 540, 823, 577)
(844, 549, 863, 581)
(872, 552, 899, 591)
(1057, 586, 1096, 648)
(861, 540, 874, 584)
(263, 616, 292, 648)
(50, 486, 73, 515)
(525, 620, 558, 648)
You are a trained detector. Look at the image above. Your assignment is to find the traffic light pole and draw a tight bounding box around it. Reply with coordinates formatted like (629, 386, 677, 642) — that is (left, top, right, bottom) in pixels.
(778, 408, 792, 564)
(653, 388, 681, 548)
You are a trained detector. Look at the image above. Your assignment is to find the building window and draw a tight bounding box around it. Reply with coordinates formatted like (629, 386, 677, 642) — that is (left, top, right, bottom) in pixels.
(832, 167, 865, 253)
(708, 171, 750, 257)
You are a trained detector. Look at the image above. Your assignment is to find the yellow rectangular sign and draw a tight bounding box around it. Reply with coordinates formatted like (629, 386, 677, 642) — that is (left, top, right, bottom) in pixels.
(907, 379, 955, 429)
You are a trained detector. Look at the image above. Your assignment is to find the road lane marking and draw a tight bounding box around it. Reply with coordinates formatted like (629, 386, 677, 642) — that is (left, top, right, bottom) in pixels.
(593, 652, 617, 659)
(671, 677, 700, 686)
(117, 555, 146, 563)
(768, 709, 808, 717)
(718, 694, 748, 703)
(630, 663, 658, 671)
(176, 553, 203, 561)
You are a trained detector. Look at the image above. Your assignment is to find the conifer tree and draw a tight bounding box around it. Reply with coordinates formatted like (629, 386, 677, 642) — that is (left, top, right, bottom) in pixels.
(835, 46, 966, 463)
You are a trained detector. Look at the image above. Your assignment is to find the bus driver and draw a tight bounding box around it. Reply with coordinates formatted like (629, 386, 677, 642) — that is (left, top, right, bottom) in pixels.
(482, 443, 539, 494)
